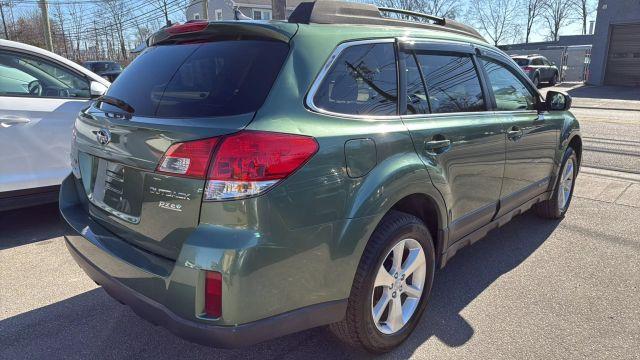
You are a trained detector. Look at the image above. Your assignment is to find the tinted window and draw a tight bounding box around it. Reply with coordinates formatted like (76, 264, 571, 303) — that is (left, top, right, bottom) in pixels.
(102, 40, 289, 118)
(85, 61, 122, 72)
(313, 43, 397, 116)
(531, 58, 544, 66)
(482, 58, 536, 111)
(414, 53, 485, 113)
(0, 50, 90, 98)
(513, 58, 529, 66)
(402, 52, 430, 114)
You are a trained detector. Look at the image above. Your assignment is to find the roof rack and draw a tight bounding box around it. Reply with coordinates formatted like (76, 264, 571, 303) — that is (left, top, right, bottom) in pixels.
(288, 0, 485, 42)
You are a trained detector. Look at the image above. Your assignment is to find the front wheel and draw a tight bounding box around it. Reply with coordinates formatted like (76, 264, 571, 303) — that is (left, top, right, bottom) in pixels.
(536, 147, 578, 219)
(329, 211, 435, 353)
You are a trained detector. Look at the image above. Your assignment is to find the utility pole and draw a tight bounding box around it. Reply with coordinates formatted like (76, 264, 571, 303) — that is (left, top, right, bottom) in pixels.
(272, 0, 286, 20)
(0, 2, 9, 40)
(202, 0, 208, 19)
(38, 0, 53, 51)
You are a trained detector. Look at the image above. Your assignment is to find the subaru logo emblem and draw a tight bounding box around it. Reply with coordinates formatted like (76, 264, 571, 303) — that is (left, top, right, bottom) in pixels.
(96, 128, 111, 146)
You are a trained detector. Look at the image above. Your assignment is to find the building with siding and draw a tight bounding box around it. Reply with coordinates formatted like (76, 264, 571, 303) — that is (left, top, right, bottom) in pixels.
(186, 0, 306, 21)
(589, 0, 640, 86)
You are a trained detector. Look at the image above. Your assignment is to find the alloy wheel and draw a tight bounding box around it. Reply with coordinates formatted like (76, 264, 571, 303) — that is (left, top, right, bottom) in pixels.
(371, 238, 426, 335)
(558, 158, 575, 211)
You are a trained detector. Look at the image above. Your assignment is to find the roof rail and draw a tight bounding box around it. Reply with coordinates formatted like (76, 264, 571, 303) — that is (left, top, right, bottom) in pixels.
(288, 0, 486, 42)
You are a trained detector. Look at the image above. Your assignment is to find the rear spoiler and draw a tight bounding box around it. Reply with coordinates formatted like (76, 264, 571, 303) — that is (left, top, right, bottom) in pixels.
(147, 21, 297, 47)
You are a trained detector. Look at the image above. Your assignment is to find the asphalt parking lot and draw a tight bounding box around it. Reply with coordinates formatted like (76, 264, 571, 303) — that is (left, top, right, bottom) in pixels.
(1, 89, 639, 359)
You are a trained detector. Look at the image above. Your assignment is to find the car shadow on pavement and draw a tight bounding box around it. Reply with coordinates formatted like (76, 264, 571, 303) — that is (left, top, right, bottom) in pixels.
(0, 203, 69, 250)
(0, 211, 559, 360)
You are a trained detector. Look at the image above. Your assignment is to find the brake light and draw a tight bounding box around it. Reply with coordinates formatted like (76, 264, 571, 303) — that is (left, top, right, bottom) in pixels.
(166, 21, 209, 34)
(156, 137, 219, 178)
(156, 131, 318, 200)
(523, 66, 534, 73)
(205, 131, 318, 200)
(204, 271, 222, 318)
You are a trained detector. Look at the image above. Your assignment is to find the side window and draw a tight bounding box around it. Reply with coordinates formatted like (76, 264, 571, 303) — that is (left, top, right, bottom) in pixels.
(402, 52, 430, 114)
(313, 43, 398, 116)
(531, 58, 543, 66)
(414, 53, 485, 113)
(542, 59, 551, 66)
(0, 50, 90, 98)
(481, 58, 536, 111)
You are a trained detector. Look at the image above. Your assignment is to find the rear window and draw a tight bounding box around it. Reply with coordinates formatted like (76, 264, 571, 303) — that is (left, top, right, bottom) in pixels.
(513, 58, 529, 66)
(102, 40, 289, 118)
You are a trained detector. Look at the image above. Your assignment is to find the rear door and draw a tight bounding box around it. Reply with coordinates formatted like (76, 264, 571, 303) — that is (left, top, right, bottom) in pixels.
(72, 38, 290, 259)
(399, 41, 506, 242)
(478, 51, 560, 217)
(0, 48, 92, 194)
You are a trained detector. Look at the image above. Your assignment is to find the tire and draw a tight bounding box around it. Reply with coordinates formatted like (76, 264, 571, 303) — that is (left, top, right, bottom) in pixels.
(535, 147, 578, 219)
(533, 74, 540, 88)
(549, 72, 558, 86)
(329, 211, 436, 353)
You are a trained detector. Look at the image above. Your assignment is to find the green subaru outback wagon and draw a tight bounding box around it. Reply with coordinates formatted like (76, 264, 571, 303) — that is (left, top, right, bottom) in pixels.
(60, 0, 581, 353)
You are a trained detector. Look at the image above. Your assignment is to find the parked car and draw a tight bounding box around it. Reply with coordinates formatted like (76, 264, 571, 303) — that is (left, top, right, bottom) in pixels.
(82, 61, 123, 82)
(0, 39, 110, 211)
(511, 54, 560, 87)
(60, 1, 582, 353)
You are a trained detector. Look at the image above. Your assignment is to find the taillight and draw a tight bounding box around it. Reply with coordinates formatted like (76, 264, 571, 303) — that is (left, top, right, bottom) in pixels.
(156, 131, 318, 200)
(205, 131, 318, 200)
(166, 21, 209, 34)
(156, 137, 219, 178)
(523, 66, 534, 73)
(204, 271, 222, 318)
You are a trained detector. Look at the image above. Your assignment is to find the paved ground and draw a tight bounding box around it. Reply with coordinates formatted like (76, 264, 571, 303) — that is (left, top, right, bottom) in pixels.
(1, 88, 639, 359)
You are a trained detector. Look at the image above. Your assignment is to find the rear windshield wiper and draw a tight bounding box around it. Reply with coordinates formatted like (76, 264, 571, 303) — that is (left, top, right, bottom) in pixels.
(97, 95, 135, 114)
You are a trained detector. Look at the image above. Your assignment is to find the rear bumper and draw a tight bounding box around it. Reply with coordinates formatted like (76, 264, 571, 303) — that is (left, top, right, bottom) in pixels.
(60, 174, 347, 347)
(65, 237, 345, 347)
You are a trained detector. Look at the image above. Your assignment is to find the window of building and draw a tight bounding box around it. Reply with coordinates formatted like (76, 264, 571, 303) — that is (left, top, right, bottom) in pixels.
(252, 9, 272, 20)
(313, 43, 398, 116)
(413, 53, 485, 113)
(193, 13, 200, 20)
(481, 58, 536, 111)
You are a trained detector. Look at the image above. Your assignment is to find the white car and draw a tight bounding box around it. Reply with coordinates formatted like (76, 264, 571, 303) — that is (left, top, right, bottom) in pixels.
(0, 39, 110, 211)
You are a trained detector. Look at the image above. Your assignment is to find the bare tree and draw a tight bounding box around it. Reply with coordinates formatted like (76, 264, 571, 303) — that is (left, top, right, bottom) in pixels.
(570, 0, 594, 35)
(152, 0, 171, 26)
(468, 0, 521, 46)
(51, 2, 69, 58)
(542, 0, 575, 41)
(102, 0, 130, 61)
(376, 0, 462, 19)
(523, 0, 547, 43)
(66, 1, 85, 61)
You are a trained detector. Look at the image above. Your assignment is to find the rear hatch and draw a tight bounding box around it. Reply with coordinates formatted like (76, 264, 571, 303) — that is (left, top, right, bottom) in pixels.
(73, 22, 295, 259)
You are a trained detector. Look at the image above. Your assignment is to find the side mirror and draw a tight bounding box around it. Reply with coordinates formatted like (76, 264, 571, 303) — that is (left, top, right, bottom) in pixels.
(545, 90, 572, 111)
(90, 81, 108, 99)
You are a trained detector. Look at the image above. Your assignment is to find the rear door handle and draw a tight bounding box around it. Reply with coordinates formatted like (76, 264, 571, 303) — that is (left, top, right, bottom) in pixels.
(425, 139, 451, 154)
(0, 116, 31, 128)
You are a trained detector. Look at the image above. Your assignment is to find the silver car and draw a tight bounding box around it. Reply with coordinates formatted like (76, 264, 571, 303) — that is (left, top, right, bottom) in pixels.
(0, 39, 110, 210)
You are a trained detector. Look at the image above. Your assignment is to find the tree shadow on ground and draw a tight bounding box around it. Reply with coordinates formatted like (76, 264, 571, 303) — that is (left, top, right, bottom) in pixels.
(0, 211, 560, 360)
